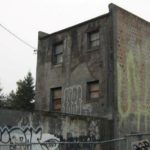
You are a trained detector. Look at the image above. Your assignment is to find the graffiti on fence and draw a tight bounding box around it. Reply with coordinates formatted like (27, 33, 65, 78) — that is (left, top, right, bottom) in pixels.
(132, 139, 150, 150)
(0, 126, 59, 150)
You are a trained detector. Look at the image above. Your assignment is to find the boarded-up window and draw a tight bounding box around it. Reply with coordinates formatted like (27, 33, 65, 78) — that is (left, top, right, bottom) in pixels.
(53, 42, 63, 64)
(51, 87, 62, 111)
(87, 81, 100, 99)
(89, 31, 100, 48)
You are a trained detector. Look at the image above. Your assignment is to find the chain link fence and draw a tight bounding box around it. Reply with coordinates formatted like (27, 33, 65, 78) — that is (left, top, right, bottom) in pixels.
(0, 133, 150, 150)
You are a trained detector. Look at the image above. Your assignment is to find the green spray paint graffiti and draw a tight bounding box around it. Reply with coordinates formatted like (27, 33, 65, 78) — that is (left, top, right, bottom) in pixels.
(117, 40, 150, 131)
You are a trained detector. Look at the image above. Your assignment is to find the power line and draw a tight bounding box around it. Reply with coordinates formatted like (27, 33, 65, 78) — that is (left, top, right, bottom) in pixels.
(0, 24, 37, 50)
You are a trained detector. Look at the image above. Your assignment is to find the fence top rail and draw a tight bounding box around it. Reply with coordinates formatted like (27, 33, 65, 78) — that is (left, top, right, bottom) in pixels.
(0, 137, 126, 146)
(125, 133, 150, 137)
(1, 133, 150, 146)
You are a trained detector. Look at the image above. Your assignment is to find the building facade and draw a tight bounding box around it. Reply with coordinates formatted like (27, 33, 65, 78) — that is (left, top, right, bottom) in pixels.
(35, 3, 150, 148)
(35, 12, 113, 118)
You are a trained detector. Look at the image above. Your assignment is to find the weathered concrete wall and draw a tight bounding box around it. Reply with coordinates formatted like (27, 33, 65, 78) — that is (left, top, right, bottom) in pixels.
(35, 14, 113, 119)
(0, 109, 113, 150)
(111, 4, 150, 137)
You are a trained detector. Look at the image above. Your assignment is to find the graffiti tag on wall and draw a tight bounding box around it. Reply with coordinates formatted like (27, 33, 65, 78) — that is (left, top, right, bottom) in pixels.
(62, 85, 83, 114)
(0, 126, 59, 150)
(132, 139, 150, 150)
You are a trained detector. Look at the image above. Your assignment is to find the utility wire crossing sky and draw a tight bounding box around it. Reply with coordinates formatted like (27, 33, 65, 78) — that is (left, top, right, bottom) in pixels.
(0, 24, 36, 51)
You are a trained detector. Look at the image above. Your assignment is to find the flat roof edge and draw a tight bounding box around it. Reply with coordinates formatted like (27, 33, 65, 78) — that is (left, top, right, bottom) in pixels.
(39, 13, 110, 40)
(109, 3, 150, 25)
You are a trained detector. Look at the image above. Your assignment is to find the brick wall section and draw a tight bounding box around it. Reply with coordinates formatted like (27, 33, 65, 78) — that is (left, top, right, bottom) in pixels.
(112, 4, 150, 137)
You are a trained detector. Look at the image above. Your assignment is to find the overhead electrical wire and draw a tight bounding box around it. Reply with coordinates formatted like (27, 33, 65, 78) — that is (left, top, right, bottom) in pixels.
(0, 24, 37, 51)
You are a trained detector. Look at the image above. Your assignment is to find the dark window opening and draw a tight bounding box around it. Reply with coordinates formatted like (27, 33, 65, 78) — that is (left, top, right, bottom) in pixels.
(88, 31, 100, 48)
(53, 42, 63, 64)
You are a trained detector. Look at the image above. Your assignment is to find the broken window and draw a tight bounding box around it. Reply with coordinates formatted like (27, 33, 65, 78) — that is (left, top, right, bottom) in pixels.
(87, 80, 100, 100)
(89, 31, 100, 48)
(51, 87, 62, 111)
(53, 42, 63, 64)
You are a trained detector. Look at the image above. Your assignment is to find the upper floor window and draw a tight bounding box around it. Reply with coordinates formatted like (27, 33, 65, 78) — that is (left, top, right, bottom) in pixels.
(88, 31, 100, 48)
(53, 42, 63, 65)
(51, 87, 62, 112)
(87, 80, 100, 100)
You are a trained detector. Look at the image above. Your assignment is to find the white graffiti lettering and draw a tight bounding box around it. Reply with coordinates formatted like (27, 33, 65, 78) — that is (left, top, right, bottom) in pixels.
(63, 85, 83, 114)
(0, 126, 59, 150)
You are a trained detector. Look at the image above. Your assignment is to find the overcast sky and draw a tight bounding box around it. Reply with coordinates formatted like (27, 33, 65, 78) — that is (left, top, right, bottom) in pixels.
(0, 0, 150, 94)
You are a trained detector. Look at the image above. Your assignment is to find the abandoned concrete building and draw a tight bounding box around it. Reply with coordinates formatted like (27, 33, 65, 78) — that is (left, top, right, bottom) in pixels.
(1, 3, 150, 150)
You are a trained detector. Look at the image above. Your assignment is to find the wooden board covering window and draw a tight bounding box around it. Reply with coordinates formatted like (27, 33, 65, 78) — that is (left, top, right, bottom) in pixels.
(88, 81, 100, 99)
(52, 88, 62, 111)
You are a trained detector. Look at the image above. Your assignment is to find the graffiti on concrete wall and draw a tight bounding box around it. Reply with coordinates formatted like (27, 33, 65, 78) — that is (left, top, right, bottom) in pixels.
(62, 118, 100, 140)
(88, 120, 100, 140)
(65, 134, 98, 150)
(62, 85, 83, 114)
(60, 119, 101, 150)
(62, 85, 93, 115)
(132, 139, 150, 150)
(0, 126, 59, 150)
(117, 17, 150, 131)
